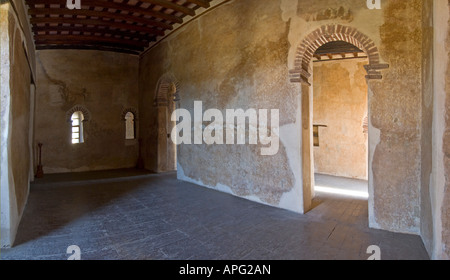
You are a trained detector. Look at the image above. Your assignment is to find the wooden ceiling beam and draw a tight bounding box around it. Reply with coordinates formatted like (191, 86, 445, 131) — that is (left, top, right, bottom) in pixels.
(30, 17, 166, 36)
(36, 34, 149, 47)
(35, 39, 145, 51)
(36, 44, 140, 55)
(138, 0, 196, 16)
(32, 25, 154, 42)
(28, 8, 173, 30)
(315, 41, 364, 55)
(184, 0, 210, 8)
(26, 0, 184, 24)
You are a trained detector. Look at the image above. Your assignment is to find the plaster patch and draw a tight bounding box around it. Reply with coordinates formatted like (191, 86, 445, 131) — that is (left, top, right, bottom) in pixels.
(178, 160, 299, 212)
(177, 162, 235, 196)
(278, 185, 303, 214)
(243, 194, 267, 205)
(278, 94, 303, 214)
(216, 183, 234, 195)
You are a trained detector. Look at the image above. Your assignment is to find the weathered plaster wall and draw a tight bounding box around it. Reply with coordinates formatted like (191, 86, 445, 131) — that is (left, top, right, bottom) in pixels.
(441, 0, 450, 260)
(35, 50, 139, 174)
(366, 0, 423, 234)
(1, 1, 34, 247)
(313, 58, 368, 180)
(139, 0, 430, 234)
(420, 0, 434, 258)
(9, 7, 31, 229)
(140, 0, 302, 212)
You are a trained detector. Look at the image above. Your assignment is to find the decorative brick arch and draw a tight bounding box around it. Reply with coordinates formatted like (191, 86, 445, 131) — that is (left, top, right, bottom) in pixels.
(154, 73, 179, 172)
(289, 24, 389, 85)
(121, 107, 138, 121)
(154, 73, 181, 107)
(66, 105, 91, 122)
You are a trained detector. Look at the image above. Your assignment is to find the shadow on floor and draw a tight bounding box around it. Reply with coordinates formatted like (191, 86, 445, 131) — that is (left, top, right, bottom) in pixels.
(13, 169, 160, 246)
(32, 168, 157, 186)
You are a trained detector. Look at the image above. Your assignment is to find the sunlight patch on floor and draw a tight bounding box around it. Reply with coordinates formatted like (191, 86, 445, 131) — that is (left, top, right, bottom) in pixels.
(314, 185, 369, 199)
(314, 174, 369, 199)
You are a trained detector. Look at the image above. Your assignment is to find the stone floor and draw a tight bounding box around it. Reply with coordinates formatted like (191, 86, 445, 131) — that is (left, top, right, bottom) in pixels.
(0, 169, 429, 260)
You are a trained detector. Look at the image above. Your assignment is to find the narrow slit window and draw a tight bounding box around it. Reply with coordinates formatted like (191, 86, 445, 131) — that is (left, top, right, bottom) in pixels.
(125, 112, 135, 140)
(71, 111, 84, 144)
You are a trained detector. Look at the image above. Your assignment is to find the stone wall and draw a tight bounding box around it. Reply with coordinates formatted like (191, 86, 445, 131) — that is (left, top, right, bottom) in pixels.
(140, 0, 302, 212)
(1, 0, 35, 247)
(366, 0, 422, 234)
(139, 0, 427, 231)
(35, 50, 139, 174)
(313, 58, 368, 180)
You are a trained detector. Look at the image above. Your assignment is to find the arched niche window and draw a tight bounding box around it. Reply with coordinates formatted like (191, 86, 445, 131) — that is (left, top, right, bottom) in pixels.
(71, 111, 84, 144)
(125, 112, 136, 140)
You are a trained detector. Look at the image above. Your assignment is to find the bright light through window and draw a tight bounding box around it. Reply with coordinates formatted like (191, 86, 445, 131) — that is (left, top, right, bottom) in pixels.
(71, 111, 84, 144)
(125, 112, 135, 140)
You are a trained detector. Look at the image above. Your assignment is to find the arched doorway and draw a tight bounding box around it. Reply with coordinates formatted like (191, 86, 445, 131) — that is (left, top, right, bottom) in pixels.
(312, 41, 369, 204)
(154, 74, 180, 173)
(289, 24, 389, 215)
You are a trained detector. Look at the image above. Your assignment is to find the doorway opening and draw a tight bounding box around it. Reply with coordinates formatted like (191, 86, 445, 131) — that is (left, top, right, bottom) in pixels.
(312, 41, 369, 200)
(289, 24, 389, 215)
(155, 75, 179, 173)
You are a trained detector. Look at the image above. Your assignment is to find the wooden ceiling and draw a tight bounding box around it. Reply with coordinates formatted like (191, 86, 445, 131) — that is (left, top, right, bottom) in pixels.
(313, 41, 366, 62)
(25, 0, 214, 55)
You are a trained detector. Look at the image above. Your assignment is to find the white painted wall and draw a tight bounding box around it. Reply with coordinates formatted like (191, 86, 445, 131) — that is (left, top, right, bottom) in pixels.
(431, 0, 449, 260)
